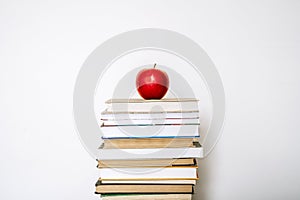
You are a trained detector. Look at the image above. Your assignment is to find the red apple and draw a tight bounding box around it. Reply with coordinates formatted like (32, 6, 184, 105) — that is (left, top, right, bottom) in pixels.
(136, 64, 169, 100)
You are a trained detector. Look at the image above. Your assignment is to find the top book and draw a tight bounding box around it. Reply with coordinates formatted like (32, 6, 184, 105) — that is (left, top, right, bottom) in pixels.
(105, 98, 199, 112)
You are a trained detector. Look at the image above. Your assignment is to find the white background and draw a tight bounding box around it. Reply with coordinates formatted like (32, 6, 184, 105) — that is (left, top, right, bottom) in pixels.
(1, 0, 300, 200)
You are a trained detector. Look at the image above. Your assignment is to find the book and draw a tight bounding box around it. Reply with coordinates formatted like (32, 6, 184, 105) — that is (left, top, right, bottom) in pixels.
(105, 98, 199, 112)
(100, 124, 199, 139)
(101, 110, 199, 120)
(98, 166, 198, 180)
(99, 179, 197, 185)
(100, 194, 192, 200)
(96, 98, 202, 199)
(103, 138, 195, 149)
(101, 118, 200, 126)
(97, 142, 203, 160)
(96, 182, 193, 194)
(97, 158, 196, 168)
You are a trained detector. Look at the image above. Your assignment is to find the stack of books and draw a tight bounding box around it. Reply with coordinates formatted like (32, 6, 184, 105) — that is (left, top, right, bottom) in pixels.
(96, 98, 203, 200)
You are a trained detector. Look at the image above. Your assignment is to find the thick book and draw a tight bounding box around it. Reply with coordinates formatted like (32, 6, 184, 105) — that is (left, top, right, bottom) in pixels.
(101, 110, 199, 120)
(100, 124, 199, 139)
(100, 194, 192, 200)
(105, 98, 199, 112)
(101, 118, 200, 126)
(97, 142, 203, 160)
(97, 158, 196, 168)
(102, 138, 195, 149)
(96, 182, 193, 194)
(98, 166, 198, 180)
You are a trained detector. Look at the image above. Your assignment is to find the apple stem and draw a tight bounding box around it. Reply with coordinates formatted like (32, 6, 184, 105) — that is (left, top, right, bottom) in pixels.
(153, 63, 157, 69)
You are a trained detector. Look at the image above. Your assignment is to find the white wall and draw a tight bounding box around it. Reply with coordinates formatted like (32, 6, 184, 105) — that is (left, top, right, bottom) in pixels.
(0, 0, 299, 199)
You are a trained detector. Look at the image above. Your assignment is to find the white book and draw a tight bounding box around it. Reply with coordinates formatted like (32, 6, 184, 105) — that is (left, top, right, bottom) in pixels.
(102, 118, 200, 126)
(101, 110, 199, 120)
(105, 98, 199, 112)
(101, 124, 199, 138)
(100, 179, 197, 185)
(97, 142, 203, 160)
(99, 166, 198, 180)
